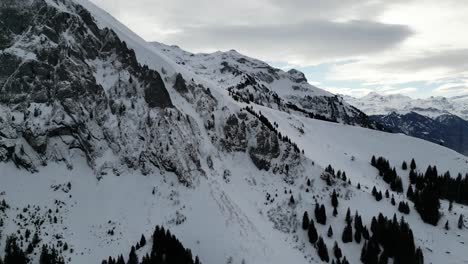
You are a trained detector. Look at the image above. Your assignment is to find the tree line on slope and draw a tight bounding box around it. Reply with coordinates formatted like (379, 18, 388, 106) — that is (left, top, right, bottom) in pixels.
(0, 235, 65, 264)
(371, 156, 403, 193)
(103, 225, 200, 264)
(371, 156, 467, 227)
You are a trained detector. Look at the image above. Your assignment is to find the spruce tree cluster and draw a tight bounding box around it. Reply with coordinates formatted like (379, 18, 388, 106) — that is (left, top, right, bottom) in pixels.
(398, 201, 410, 214)
(371, 187, 383, 202)
(39, 245, 65, 264)
(410, 165, 468, 206)
(361, 213, 423, 264)
(103, 225, 200, 264)
(370, 156, 403, 193)
(3, 236, 28, 264)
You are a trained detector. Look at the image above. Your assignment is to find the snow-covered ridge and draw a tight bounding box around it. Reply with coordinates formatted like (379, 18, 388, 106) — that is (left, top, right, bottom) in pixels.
(150, 42, 382, 129)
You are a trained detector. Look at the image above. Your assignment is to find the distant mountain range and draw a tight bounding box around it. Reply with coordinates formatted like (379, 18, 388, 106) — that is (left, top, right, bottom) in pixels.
(344, 92, 468, 120)
(344, 93, 468, 155)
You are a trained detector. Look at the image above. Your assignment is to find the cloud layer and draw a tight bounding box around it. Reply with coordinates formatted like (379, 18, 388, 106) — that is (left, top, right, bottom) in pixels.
(89, 0, 468, 98)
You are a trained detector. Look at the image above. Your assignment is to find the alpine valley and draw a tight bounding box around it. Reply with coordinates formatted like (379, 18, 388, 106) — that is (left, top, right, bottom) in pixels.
(0, 1, 467, 264)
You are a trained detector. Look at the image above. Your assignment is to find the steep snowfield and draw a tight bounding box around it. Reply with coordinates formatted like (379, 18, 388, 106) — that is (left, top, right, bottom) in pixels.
(254, 104, 468, 186)
(0, 153, 321, 264)
(252, 104, 468, 263)
(344, 92, 468, 120)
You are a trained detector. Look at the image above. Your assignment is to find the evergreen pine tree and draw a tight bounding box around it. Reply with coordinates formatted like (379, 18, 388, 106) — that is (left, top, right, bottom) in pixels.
(127, 246, 138, 264)
(360, 242, 368, 263)
(331, 190, 339, 208)
(407, 185, 414, 200)
(308, 221, 318, 244)
(319, 204, 327, 225)
(410, 158, 416, 170)
(345, 208, 352, 224)
(459, 214, 464, 229)
(302, 211, 310, 230)
(140, 235, 146, 247)
(342, 222, 353, 243)
(402, 161, 407, 170)
(333, 241, 342, 259)
(333, 207, 338, 217)
(327, 226, 333, 238)
(354, 227, 362, 243)
(316, 237, 329, 262)
(415, 247, 424, 264)
(445, 220, 449, 230)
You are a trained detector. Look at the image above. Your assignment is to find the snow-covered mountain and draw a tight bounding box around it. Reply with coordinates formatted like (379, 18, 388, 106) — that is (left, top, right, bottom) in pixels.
(0, 1, 467, 264)
(150, 42, 383, 130)
(370, 112, 468, 156)
(344, 92, 468, 120)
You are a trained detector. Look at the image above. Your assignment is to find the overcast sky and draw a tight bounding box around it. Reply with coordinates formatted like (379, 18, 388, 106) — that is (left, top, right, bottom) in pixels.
(89, 0, 468, 98)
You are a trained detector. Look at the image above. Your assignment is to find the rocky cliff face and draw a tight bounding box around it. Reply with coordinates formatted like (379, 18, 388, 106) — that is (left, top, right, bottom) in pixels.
(0, 0, 309, 186)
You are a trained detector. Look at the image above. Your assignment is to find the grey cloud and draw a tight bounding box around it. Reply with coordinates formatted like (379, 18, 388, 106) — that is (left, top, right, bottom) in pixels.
(89, 0, 413, 63)
(161, 20, 413, 62)
(380, 49, 468, 72)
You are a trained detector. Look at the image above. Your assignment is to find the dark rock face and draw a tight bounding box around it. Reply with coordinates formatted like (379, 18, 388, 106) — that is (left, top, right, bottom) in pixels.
(222, 114, 247, 152)
(287, 69, 307, 83)
(249, 128, 280, 171)
(144, 71, 173, 108)
(0, 0, 209, 184)
(371, 112, 468, 156)
(173, 73, 189, 94)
